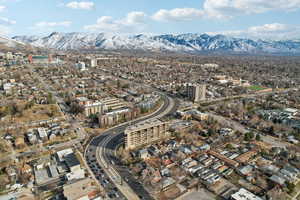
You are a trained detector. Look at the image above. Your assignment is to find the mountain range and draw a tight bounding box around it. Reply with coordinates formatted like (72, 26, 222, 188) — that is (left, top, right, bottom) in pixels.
(0, 35, 38, 52)
(9, 32, 300, 54)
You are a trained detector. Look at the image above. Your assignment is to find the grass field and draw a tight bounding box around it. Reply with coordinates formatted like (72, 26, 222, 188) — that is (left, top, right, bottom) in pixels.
(1, 104, 63, 124)
(248, 85, 267, 91)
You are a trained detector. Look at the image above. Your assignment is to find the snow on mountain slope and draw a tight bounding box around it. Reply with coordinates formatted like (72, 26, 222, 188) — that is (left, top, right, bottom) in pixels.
(0, 35, 26, 48)
(12, 32, 300, 54)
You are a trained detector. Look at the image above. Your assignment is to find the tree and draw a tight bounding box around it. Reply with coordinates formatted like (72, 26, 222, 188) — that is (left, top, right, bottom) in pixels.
(244, 132, 255, 141)
(255, 134, 261, 141)
(25, 100, 35, 110)
(70, 103, 84, 115)
(141, 107, 148, 114)
(122, 83, 130, 89)
(226, 144, 234, 149)
(248, 132, 254, 139)
(269, 126, 274, 135)
(89, 114, 98, 123)
(286, 182, 295, 194)
(7, 103, 19, 116)
(47, 93, 56, 104)
(207, 128, 214, 136)
(117, 80, 121, 88)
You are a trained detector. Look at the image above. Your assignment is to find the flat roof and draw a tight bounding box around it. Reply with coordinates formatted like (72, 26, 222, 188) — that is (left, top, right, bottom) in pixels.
(32, 56, 48, 59)
(231, 188, 263, 200)
(65, 153, 80, 168)
(125, 119, 167, 133)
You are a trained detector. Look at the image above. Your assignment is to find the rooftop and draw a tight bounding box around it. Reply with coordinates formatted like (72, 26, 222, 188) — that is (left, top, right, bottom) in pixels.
(231, 188, 263, 200)
(65, 153, 80, 168)
(125, 119, 166, 133)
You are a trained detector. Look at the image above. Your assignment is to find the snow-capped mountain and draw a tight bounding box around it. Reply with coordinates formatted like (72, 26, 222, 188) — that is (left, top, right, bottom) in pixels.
(12, 32, 300, 54)
(0, 35, 26, 48)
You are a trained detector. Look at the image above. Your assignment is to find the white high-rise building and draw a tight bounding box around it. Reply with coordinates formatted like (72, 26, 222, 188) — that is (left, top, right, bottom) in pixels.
(187, 83, 206, 102)
(125, 119, 169, 150)
(91, 59, 97, 67)
(75, 62, 86, 71)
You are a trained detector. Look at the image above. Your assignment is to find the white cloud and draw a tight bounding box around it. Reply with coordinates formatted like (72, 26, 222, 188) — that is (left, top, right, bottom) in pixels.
(34, 21, 72, 28)
(203, 0, 300, 18)
(0, 17, 16, 35)
(84, 11, 147, 32)
(124, 11, 147, 25)
(0, 5, 5, 12)
(0, 17, 16, 25)
(248, 23, 288, 33)
(151, 0, 300, 22)
(207, 23, 300, 40)
(0, 0, 21, 2)
(0, 25, 11, 35)
(152, 8, 204, 22)
(30, 21, 72, 34)
(65, 1, 94, 10)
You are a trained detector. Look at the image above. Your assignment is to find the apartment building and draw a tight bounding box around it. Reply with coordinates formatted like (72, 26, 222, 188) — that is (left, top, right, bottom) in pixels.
(187, 83, 206, 102)
(101, 98, 127, 111)
(84, 102, 106, 117)
(125, 119, 169, 150)
(78, 97, 127, 117)
(84, 57, 97, 67)
(98, 108, 140, 128)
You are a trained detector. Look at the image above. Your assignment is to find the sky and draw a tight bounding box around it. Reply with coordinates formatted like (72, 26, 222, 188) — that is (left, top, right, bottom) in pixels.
(0, 0, 300, 40)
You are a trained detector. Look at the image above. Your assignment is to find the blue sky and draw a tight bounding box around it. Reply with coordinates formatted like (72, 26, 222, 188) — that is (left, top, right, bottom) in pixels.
(0, 0, 300, 39)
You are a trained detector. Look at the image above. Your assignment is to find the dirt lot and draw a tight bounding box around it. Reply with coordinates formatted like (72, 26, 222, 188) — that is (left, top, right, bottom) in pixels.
(177, 188, 216, 200)
(1, 104, 62, 124)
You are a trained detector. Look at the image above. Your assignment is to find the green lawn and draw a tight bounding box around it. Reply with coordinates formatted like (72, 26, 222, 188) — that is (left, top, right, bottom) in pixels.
(248, 85, 266, 91)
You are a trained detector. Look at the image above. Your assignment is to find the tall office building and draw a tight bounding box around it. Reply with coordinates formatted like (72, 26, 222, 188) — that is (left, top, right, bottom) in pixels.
(125, 119, 169, 150)
(187, 83, 206, 102)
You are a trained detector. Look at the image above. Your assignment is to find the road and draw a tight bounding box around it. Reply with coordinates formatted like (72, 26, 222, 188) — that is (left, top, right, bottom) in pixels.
(199, 87, 299, 105)
(85, 94, 179, 200)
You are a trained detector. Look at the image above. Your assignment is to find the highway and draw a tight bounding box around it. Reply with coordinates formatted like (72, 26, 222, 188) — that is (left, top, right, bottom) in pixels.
(85, 94, 179, 200)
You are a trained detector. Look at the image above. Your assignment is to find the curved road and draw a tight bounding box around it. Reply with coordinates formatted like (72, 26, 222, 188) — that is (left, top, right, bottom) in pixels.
(85, 94, 179, 200)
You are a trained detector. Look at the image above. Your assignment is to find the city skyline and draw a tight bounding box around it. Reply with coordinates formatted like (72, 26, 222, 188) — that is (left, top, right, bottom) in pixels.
(0, 0, 299, 40)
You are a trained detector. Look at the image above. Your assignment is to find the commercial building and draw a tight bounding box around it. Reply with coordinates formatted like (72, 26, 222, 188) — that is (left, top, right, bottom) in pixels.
(28, 55, 50, 64)
(64, 153, 81, 172)
(125, 119, 169, 150)
(187, 83, 206, 102)
(56, 148, 74, 162)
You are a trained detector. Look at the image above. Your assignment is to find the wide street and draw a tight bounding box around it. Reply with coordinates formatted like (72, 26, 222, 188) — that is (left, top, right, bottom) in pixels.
(85, 94, 178, 200)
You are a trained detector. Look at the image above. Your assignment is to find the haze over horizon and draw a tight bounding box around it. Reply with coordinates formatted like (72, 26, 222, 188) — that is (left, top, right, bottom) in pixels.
(0, 0, 300, 40)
